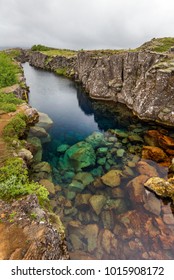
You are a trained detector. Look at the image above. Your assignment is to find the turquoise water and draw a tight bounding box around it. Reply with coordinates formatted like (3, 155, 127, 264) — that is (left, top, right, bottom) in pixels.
(23, 63, 174, 260)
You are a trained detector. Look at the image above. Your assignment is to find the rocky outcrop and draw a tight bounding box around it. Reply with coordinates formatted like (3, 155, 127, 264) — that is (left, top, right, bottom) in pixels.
(28, 51, 76, 78)
(0, 195, 69, 260)
(27, 47, 174, 127)
(75, 51, 174, 126)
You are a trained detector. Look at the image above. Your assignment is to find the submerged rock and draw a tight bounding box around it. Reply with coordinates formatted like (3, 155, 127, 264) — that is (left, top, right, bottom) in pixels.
(91, 166, 103, 177)
(57, 144, 70, 153)
(85, 132, 106, 149)
(126, 175, 149, 204)
(142, 146, 168, 163)
(39, 179, 55, 195)
(144, 177, 174, 202)
(144, 192, 161, 216)
(97, 147, 108, 155)
(63, 141, 96, 170)
(29, 126, 48, 138)
(97, 157, 106, 165)
(100, 229, 117, 255)
(109, 129, 128, 138)
(89, 195, 107, 215)
(104, 198, 127, 213)
(32, 161, 52, 174)
(27, 137, 42, 163)
(101, 210, 115, 230)
(128, 134, 144, 143)
(68, 180, 85, 193)
(116, 149, 125, 157)
(144, 130, 174, 150)
(75, 194, 92, 210)
(31, 161, 52, 181)
(84, 224, 99, 253)
(101, 170, 121, 187)
(36, 112, 53, 130)
(73, 172, 94, 186)
(137, 160, 158, 177)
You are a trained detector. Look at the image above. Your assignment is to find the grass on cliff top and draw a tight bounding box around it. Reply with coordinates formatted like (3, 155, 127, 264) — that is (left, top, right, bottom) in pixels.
(0, 157, 49, 205)
(138, 37, 174, 53)
(3, 113, 27, 142)
(0, 92, 23, 113)
(0, 51, 20, 88)
(31, 44, 77, 57)
(90, 37, 174, 56)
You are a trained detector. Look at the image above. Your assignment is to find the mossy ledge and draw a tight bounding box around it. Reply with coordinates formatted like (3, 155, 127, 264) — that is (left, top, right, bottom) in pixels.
(0, 49, 69, 260)
(20, 38, 174, 127)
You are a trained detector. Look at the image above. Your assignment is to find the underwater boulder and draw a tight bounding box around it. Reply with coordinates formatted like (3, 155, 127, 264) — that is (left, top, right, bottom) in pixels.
(63, 141, 96, 170)
(101, 170, 121, 187)
(85, 132, 106, 149)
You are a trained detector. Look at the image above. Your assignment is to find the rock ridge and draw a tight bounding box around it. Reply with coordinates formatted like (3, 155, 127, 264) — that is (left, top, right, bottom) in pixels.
(25, 48, 174, 127)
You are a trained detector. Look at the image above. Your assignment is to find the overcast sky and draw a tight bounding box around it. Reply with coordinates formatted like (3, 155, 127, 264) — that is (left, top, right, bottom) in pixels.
(0, 0, 174, 50)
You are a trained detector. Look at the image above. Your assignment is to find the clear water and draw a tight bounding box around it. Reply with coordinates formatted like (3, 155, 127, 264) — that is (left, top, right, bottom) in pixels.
(23, 63, 174, 260)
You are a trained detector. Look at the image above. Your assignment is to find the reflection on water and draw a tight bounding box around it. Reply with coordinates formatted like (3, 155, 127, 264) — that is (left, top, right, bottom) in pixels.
(23, 63, 174, 260)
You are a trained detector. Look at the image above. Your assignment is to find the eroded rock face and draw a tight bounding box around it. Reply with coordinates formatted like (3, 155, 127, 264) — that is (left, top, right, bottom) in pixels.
(28, 48, 174, 126)
(28, 51, 76, 78)
(0, 195, 69, 260)
(28, 49, 174, 126)
(76, 51, 174, 126)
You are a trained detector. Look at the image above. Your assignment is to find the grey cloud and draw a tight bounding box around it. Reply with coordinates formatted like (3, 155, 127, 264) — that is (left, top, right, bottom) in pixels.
(0, 0, 174, 49)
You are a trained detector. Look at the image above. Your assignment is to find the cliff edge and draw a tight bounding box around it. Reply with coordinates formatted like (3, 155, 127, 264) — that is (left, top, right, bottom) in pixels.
(24, 38, 174, 127)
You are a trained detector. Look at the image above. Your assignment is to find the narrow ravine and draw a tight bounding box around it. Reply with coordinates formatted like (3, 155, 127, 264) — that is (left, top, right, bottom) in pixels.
(23, 62, 174, 260)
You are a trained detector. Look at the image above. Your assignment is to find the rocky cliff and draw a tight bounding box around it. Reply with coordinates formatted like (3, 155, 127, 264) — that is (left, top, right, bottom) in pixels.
(0, 195, 69, 260)
(26, 43, 174, 127)
(76, 51, 174, 125)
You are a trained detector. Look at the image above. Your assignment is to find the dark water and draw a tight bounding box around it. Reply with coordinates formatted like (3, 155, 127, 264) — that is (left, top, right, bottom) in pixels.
(24, 63, 137, 145)
(23, 63, 174, 260)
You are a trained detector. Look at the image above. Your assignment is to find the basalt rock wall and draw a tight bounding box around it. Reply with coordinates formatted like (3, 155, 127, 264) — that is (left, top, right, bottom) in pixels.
(27, 50, 174, 126)
(28, 51, 75, 77)
(76, 51, 174, 126)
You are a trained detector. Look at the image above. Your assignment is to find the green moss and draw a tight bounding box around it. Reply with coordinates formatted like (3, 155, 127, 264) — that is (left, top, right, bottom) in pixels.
(3, 113, 27, 141)
(31, 44, 76, 57)
(0, 157, 49, 205)
(0, 92, 23, 105)
(0, 92, 23, 113)
(55, 68, 68, 76)
(41, 49, 76, 57)
(0, 52, 20, 88)
(31, 44, 53, 51)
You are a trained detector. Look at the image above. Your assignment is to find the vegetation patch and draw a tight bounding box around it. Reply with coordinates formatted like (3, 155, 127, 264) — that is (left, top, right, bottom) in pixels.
(31, 44, 77, 57)
(0, 157, 49, 205)
(31, 44, 53, 51)
(55, 68, 68, 76)
(41, 49, 77, 57)
(3, 113, 27, 142)
(138, 37, 174, 53)
(0, 92, 24, 113)
(0, 52, 20, 88)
